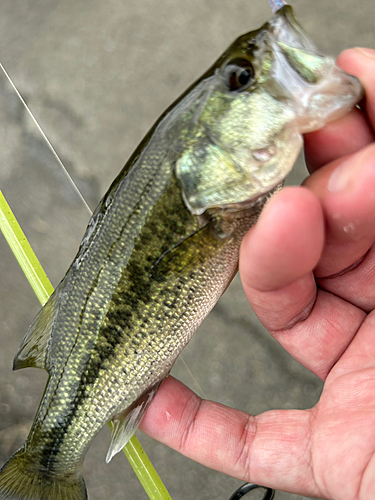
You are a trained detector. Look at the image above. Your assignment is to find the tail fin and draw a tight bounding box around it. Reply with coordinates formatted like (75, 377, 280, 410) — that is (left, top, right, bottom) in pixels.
(0, 448, 87, 500)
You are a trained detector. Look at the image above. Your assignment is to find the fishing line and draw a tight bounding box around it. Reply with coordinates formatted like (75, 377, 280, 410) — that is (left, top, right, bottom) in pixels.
(0, 60, 207, 401)
(178, 355, 207, 400)
(0, 62, 92, 216)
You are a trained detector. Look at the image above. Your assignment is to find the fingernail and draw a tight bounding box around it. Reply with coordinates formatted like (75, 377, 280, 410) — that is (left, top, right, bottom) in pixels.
(328, 158, 355, 193)
(355, 47, 375, 60)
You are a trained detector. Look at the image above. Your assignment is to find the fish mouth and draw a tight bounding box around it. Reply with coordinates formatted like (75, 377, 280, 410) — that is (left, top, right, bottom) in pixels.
(294, 66, 363, 132)
(266, 6, 363, 133)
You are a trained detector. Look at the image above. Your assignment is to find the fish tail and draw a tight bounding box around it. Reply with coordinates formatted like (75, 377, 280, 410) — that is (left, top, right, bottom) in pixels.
(0, 448, 87, 500)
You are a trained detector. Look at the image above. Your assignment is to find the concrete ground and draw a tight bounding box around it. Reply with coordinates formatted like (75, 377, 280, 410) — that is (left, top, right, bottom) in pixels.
(0, 1, 374, 499)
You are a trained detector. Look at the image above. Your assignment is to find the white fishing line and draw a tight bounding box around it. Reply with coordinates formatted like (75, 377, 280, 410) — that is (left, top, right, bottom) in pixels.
(178, 355, 208, 400)
(0, 62, 92, 216)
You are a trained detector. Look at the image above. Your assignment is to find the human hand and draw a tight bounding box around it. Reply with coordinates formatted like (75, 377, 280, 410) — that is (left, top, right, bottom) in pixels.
(140, 48, 375, 500)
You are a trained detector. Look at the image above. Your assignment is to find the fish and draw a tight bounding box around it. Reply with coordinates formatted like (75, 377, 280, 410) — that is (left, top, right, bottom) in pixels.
(0, 4, 363, 500)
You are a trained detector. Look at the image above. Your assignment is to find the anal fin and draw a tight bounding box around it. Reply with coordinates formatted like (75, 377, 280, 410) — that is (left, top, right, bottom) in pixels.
(13, 282, 63, 372)
(106, 381, 162, 463)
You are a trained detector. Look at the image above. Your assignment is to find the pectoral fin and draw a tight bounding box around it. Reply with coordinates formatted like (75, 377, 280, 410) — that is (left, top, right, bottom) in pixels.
(150, 223, 211, 279)
(106, 381, 162, 463)
(13, 282, 63, 372)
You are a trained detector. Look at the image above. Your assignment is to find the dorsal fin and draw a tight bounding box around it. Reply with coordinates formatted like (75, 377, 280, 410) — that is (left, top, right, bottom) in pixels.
(13, 282, 63, 372)
(106, 381, 163, 463)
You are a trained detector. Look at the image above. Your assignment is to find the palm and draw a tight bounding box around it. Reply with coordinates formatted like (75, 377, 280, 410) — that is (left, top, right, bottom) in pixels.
(141, 47, 375, 499)
(312, 334, 375, 499)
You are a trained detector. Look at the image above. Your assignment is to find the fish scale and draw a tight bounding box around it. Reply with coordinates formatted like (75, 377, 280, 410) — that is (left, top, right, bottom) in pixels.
(46, 183, 256, 470)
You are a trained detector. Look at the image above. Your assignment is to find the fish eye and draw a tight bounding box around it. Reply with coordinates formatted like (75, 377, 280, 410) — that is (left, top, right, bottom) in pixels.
(225, 58, 255, 92)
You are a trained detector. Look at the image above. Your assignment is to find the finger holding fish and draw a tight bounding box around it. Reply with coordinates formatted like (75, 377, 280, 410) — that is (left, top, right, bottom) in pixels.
(239, 183, 367, 380)
(240, 166, 375, 378)
(304, 143, 375, 278)
(239, 49, 375, 380)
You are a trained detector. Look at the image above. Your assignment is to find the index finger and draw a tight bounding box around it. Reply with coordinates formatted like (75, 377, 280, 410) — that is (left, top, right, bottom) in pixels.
(140, 376, 321, 498)
(304, 48, 375, 173)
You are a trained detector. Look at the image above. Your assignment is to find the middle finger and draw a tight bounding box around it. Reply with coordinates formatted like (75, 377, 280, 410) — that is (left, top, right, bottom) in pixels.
(303, 143, 375, 280)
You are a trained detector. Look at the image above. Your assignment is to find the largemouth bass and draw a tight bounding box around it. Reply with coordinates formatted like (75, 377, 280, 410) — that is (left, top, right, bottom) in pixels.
(0, 4, 362, 500)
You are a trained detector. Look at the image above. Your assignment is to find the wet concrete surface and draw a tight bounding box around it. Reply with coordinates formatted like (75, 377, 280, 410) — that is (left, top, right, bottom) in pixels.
(0, 1, 374, 499)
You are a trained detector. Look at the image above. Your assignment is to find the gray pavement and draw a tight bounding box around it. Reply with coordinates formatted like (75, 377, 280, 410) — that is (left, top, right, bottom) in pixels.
(0, 1, 374, 499)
